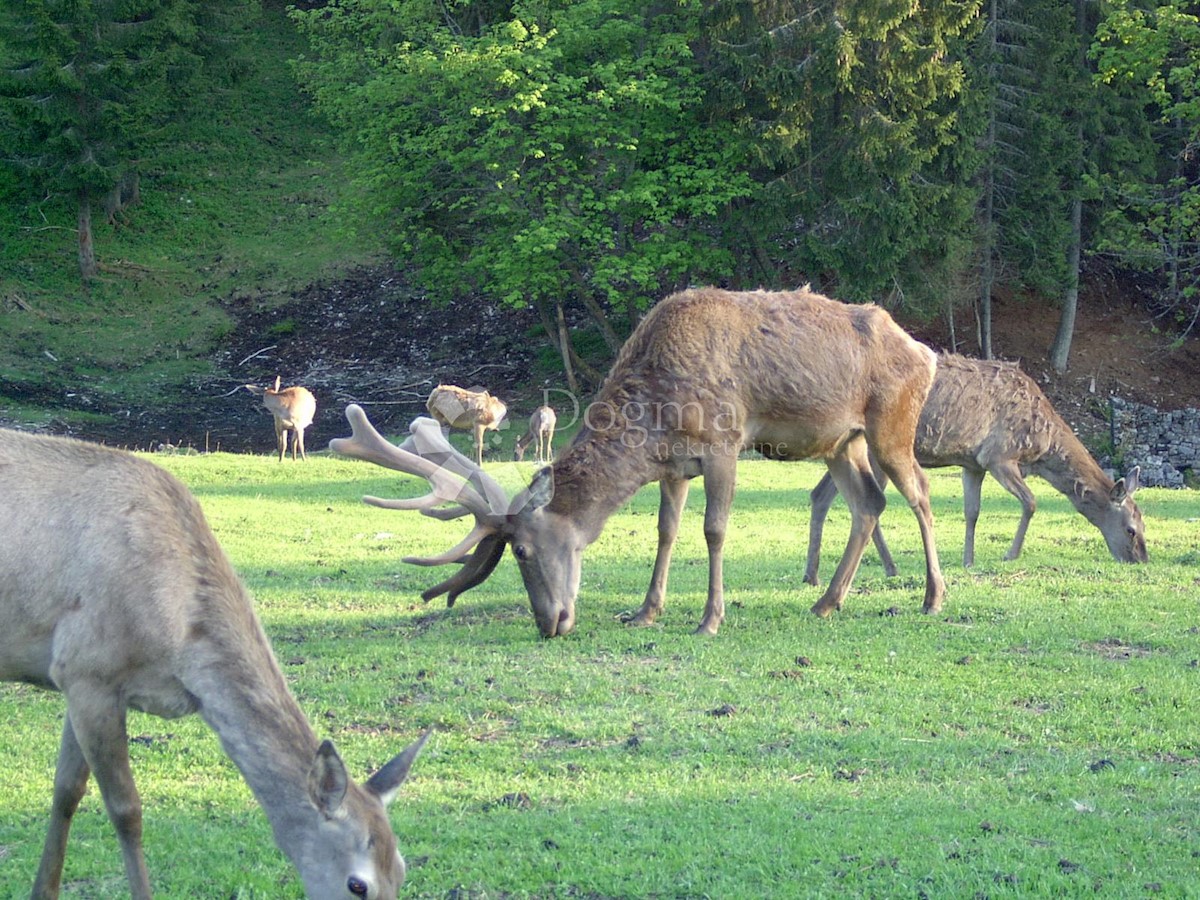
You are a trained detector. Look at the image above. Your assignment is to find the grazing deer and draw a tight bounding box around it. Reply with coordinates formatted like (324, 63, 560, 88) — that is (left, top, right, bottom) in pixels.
(333, 287, 946, 637)
(425, 384, 508, 466)
(513, 405, 557, 463)
(244, 376, 317, 461)
(803, 354, 1147, 583)
(0, 429, 427, 900)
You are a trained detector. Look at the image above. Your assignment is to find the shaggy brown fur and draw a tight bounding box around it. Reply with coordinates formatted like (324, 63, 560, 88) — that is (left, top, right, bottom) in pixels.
(426, 384, 508, 465)
(804, 353, 1147, 580)
(335, 286, 947, 637)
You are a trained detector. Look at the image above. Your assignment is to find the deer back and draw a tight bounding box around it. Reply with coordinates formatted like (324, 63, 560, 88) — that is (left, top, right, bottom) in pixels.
(264, 385, 317, 430)
(426, 384, 506, 429)
(915, 355, 1061, 468)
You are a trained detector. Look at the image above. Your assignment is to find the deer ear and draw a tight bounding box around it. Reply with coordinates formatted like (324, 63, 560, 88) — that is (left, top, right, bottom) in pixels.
(1111, 465, 1140, 502)
(365, 730, 431, 807)
(309, 740, 349, 818)
(527, 466, 554, 511)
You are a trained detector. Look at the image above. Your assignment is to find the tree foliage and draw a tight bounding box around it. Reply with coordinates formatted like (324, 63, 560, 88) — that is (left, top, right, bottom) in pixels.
(293, 0, 753, 384)
(1093, 0, 1200, 336)
(0, 0, 256, 280)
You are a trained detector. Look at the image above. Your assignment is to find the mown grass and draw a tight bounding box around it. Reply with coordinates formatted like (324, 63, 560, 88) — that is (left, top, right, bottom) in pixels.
(0, 449, 1196, 898)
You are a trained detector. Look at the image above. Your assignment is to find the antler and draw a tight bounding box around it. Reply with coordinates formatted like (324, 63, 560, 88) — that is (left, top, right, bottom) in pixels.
(330, 405, 515, 605)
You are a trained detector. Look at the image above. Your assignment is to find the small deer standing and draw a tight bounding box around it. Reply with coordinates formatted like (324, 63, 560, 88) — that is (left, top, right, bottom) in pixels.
(245, 376, 317, 461)
(334, 286, 946, 637)
(0, 429, 427, 899)
(514, 405, 557, 463)
(425, 384, 508, 466)
(803, 353, 1148, 582)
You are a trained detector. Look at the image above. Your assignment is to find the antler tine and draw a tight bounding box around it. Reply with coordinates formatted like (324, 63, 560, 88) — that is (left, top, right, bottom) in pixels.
(401, 521, 496, 566)
(399, 417, 512, 517)
(330, 405, 499, 523)
(418, 533, 508, 607)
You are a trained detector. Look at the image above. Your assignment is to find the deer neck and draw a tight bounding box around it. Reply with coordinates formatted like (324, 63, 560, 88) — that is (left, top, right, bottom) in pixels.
(548, 427, 659, 543)
(1029, 427, 1116, 524)
(183, 577, 323, 863)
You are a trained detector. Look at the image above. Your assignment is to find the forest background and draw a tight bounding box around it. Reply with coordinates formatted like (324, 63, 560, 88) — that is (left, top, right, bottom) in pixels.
(1, 0, 1199, 442)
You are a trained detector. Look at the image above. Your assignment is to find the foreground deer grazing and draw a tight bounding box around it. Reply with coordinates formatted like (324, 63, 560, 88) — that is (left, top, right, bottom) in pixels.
(334, 286, 946, 636)
(426, 384, 508, 465)
(245, 376, 317, 461)
(803, 353, 1147, 583)
(0, 429, 427, 900)
(514, 405, 557, 463)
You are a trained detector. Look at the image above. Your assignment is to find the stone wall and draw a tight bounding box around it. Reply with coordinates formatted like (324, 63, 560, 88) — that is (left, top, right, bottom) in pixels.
(1109, 397, 1200, 488)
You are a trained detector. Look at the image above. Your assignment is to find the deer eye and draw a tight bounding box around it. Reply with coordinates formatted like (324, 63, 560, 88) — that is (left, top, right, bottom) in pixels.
(513, 544, 530, 561)
(348, 876, 369, 897)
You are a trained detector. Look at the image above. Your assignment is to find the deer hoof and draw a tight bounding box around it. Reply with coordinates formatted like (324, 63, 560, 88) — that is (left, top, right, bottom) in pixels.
(810, 599, 838, 618)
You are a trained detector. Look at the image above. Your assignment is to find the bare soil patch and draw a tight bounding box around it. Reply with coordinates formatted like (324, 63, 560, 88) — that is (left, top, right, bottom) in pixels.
(16, 261, 1200, 455)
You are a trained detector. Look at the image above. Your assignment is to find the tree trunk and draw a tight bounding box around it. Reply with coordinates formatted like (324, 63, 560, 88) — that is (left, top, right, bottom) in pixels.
(1049, 194, 1082, 373)
(555, 302, 581, 397)
(77, 191, 98, 282)
(975, 0, 999, 360)
(1049, 0, 1088, 374)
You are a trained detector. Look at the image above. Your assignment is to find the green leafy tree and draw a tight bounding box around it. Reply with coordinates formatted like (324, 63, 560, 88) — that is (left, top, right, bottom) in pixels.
(970, 0, 1084, 359)
(0, 0, 255, 282)
(293, 0, 753, 388)
(1093, 0, 1200, 337)
(699, 0, 982, 315)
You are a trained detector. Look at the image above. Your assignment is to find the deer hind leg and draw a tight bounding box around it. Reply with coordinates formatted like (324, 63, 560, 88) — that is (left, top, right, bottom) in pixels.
(61, 687, 152, 899)
(274, 421, 287, 462)
(31, 719, 92, 900)
(623, 477, 690, 628)
(294, 425, 307, 461)
(812, 437, 886, 617)
(985, 460, 1036, 562)
(873, 446, 945, 614)
(806, 463, 898, 586)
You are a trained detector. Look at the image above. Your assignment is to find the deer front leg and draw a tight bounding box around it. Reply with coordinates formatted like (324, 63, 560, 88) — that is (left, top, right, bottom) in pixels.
(986, 460, 1037, 562)
(811, 444, 885, 617)
(64, 690, 152, 900)
(473, 423, 485, 466)
(961, 467, 985, 567)
(804, 471, 838, 586)
(696, 454, 737, 635)
(624, 478, 690, 628)
(32, 720, 92, 900)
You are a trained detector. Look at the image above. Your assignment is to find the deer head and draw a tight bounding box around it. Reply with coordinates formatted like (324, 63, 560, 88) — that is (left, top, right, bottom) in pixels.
(330, 405, 578, 636)
(1100, 466, 1147, 562)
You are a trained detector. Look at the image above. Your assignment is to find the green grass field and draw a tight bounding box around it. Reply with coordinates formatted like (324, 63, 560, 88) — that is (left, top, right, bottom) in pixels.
(0, 449, 1197, 898)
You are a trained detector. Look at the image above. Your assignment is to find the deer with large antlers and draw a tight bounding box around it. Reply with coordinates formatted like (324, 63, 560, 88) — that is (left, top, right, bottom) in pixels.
(803, 353, 1147, 583)
(333, 286, 946, 637)
(245, 376, 317, 461)
(0, 428, 427, 900)
(513, 405, 557, 464)
(426, 384, 508, 466)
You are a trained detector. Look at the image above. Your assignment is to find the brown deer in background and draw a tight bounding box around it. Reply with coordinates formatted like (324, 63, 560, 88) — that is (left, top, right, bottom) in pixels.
(244, 376, 317, 461)
(513, 405, 557, 463)
(333, 287, 946, 637)
(803, 353, 1147, 585)
(0, 429, 427, 900)
(426, 384, 508, 466)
